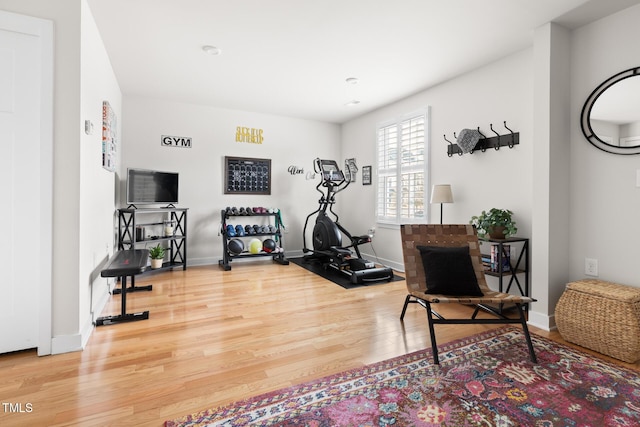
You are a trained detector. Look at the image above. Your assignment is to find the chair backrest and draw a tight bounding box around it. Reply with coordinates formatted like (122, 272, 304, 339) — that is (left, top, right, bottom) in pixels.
(400, 224, 489, 294)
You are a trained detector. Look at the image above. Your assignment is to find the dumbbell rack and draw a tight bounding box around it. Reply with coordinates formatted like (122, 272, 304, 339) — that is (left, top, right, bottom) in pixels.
(218, 208, 289, 271)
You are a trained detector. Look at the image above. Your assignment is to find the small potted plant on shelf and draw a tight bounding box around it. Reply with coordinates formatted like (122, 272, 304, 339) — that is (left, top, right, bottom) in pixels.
(470, 208, 517, 239)
(149, 244, 165, 269)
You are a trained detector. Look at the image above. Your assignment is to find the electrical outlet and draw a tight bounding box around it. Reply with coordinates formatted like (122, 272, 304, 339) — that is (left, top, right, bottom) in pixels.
(585, 258, 598, 276)
(367, 227, 376, 237)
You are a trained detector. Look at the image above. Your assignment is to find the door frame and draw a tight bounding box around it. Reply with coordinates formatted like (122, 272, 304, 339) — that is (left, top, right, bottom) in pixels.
(0, 10, 54, 356)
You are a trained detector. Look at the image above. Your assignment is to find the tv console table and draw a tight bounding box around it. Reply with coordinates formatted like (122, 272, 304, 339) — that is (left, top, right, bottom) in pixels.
(96, 249, 150, 326)
(117, 207, 188, 272)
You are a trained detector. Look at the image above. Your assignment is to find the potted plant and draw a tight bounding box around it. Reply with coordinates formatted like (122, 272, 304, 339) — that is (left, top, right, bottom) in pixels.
(149, 244, 165, 269)
(470, 208, 517, 239)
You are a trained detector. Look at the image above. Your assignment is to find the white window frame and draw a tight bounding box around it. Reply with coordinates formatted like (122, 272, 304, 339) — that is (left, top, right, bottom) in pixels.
(375, 107, 430, 226)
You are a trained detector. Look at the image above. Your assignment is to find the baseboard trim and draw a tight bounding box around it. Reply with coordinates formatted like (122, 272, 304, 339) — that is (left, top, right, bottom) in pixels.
(51, 333, 83, 355)
(190, 252, 405, 272)
(527, 310, 556, 331)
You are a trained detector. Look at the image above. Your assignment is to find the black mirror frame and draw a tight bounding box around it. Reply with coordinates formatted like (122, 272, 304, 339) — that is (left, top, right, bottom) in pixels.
(581, 66, 640, 155)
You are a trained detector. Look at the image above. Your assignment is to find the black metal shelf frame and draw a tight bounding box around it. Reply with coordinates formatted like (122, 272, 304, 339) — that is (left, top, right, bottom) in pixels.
(479, 236, 530, 314)
(117, 207, 188, 272)
(218, 209, 289, 270)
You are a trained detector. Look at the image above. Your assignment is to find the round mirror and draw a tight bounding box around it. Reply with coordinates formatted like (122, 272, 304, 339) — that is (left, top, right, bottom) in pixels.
(581, 67, 640, 155)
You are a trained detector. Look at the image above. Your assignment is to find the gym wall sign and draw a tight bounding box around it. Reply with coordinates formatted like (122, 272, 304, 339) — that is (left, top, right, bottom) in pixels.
(236, 126, 264, 144)
(162, 135, 192, 148)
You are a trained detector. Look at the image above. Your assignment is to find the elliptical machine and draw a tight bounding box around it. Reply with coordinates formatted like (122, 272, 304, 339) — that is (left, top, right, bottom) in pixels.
(302, 158, 394, 284)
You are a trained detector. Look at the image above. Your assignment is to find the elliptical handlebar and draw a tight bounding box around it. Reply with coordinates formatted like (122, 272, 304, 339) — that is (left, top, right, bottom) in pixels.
(313, 158, 354, 197)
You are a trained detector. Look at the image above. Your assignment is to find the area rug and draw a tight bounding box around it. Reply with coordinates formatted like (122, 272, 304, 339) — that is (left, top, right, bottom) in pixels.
(166, 327, 640, 427)
(288, 257, 403, 289)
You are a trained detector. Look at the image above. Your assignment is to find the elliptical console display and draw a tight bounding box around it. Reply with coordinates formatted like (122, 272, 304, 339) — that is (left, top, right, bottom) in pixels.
(302, 158, 394, 284)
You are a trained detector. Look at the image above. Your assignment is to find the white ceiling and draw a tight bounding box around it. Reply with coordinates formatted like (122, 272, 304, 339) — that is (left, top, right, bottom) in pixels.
(86, 0, 640, 124)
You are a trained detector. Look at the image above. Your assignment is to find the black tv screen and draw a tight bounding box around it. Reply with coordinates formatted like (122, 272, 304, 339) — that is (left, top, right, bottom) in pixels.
(126, 168, 179, 205)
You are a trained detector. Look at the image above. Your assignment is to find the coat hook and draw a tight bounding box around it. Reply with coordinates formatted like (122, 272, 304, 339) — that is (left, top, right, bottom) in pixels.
(477, 127, 487, 152)
(452, 132, 463, 155)
(490, 123, 501, 150)
(444, 134, 454, 157)
(504, 121, 515, 148)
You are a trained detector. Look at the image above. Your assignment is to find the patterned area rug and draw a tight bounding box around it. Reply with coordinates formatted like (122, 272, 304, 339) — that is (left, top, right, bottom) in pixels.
(166, 328, 640, 427)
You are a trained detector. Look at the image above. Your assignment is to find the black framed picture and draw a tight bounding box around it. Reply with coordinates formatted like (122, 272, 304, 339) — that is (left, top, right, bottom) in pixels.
(362, 165, 372, 185)
(224, 156, 271, 194)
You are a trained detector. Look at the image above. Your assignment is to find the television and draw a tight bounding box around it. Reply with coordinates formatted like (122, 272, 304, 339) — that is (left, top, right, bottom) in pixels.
(126, 168, 179, 206)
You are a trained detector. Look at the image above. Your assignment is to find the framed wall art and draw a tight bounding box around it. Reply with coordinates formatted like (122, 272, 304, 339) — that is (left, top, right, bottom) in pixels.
(362, 165, 372, 185)
(102, 101, 117, 172)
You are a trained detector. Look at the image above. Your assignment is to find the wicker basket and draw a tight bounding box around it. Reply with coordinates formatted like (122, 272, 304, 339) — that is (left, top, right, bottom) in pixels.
(555, 279, 640, 363)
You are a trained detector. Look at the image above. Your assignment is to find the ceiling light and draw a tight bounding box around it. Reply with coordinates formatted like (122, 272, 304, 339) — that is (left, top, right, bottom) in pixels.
(202, 45, 221, 55)
(346, 77, 359, 85)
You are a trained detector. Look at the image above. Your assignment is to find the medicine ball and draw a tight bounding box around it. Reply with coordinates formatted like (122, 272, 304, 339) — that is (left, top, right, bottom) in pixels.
(248, 238, 262, 254)
(262, 238, 276, 253)
(228, 238, 244, 254)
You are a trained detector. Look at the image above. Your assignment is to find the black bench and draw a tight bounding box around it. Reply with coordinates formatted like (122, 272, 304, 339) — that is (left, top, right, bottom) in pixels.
(96, 249, 151, 326)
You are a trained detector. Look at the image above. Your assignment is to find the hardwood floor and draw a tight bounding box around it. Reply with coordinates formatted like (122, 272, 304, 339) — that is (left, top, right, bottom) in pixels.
(1, 261, 638, 426)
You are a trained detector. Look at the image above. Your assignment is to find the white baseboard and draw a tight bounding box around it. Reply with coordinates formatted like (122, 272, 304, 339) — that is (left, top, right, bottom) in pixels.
(359, 252, 404, 272)
(191, 251, 405, 272)
(50, 278, 116, 355)
(51, 333, 83, 355)
(52, 297, 107, 355)
(527, 310, 556, 331)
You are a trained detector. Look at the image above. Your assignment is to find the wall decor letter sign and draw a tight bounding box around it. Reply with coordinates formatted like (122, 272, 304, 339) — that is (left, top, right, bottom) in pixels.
(236, 126, 264, 144)
(161, 135, 192, 148)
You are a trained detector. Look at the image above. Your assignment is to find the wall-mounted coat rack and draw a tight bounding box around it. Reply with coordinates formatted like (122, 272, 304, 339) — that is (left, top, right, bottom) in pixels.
(445, 121, 519, 157)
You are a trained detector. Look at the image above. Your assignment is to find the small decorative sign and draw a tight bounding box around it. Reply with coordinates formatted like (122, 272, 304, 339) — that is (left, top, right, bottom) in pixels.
(161, 135, 192, 148)
(362, 166, 372, 185)
(236, 126, 264, 144)
(288, 165, 304, 175)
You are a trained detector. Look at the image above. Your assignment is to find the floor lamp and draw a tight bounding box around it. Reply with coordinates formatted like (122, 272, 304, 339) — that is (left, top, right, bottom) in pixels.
(430, 184, 453, 224)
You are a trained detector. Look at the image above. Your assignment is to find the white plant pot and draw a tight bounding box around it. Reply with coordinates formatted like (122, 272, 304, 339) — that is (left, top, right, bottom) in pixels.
(150, 258, 164, 269)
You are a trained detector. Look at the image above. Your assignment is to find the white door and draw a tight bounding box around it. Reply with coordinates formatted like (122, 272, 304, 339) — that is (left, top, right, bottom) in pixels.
(0, 11, 53, 354)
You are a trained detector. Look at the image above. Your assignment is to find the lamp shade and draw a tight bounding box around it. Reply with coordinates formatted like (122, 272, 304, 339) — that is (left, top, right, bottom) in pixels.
(430, 184, 453, 204)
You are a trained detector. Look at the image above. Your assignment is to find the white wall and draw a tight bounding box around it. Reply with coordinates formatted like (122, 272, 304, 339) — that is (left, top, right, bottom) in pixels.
(79, 1, 121, 345)
(530, 23, 572, 330)
(341, 4, 640, 331)
(121, 96, 341, 264)
(341, 49, 534, 271)
(569, 4, 640, 286)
